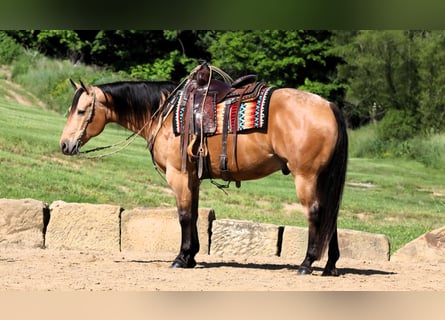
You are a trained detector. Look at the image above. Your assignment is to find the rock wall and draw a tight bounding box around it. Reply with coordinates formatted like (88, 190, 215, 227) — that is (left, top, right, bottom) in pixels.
(0, 198, 396, 262)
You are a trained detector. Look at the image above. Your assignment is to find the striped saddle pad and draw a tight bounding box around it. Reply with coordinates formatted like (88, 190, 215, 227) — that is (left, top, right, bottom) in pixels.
(173, 85, 276, 136)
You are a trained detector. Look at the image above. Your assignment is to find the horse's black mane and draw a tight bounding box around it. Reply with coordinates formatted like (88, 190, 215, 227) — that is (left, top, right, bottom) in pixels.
(70, 80, 176, 127)
(98, 80, 176, 127)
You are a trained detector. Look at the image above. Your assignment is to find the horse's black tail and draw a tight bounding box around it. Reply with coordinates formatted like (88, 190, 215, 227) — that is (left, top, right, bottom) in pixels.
(315, 102, 348, 259)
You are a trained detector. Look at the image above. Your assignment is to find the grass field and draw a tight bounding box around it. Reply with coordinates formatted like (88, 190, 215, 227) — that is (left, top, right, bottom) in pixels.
(1, 97, 444, 254)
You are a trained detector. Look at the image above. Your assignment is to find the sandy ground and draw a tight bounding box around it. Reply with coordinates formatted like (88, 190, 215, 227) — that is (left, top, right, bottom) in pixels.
(1, 247, 444, 291)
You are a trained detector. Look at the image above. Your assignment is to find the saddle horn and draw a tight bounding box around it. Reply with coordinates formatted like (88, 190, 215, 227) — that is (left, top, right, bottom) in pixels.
(196, 62, 210, 86)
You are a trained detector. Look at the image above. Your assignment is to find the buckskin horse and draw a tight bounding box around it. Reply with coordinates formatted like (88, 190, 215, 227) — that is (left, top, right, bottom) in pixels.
(59, 63, 348, 276)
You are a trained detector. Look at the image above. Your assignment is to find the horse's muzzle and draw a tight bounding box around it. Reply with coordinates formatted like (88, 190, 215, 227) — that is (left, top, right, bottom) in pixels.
(60, 139, 80, 156)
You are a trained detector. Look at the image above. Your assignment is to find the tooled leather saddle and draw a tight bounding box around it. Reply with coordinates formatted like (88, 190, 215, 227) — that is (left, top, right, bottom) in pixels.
(173, 62, 273, 184)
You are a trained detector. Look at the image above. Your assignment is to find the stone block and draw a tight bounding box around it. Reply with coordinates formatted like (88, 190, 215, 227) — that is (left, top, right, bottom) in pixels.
(391, 226, 445, 263)
(279, 226, 307, 260)
(280, 226, 390, 261)
(210, 219, 280, 257)
(46, 200, 122, 251)
(121, 207, 215, 256)
(0, 198, 49, 248)
(337, 229, 390, 261)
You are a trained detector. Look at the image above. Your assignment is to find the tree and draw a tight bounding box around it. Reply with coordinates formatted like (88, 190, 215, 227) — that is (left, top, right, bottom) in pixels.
(417, 31, 445, 133)
(332, 30, 422, 137)
(36, 30, 88, 63)
(205, 30, 345, 104)
(89, 30, 175, 71)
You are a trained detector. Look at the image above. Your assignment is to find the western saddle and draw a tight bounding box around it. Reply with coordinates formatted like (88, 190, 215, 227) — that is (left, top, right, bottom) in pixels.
(175, 62, 267, 186)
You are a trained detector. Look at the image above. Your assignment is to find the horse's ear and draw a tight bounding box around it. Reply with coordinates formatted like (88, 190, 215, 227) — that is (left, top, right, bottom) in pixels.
(79, 79, 90, 95)
(69, 78, 80, 91)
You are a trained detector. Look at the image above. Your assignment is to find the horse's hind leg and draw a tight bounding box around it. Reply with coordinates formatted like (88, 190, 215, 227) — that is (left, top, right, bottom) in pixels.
(299, 204, 323, 275)
(322, 228, 340, 276)
(294, 174, 320, 275)
(295, 173, 340, 276)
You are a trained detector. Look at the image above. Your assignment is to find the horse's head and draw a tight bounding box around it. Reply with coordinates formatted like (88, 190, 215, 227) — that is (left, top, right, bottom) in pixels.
(59, 80, 108, 155)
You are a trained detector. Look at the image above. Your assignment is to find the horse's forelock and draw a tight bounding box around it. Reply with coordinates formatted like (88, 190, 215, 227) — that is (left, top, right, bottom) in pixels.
(69, 88, 86, 115)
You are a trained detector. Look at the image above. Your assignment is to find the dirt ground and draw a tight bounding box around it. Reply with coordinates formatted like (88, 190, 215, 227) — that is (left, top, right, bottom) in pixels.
(1, 247, 444, 291)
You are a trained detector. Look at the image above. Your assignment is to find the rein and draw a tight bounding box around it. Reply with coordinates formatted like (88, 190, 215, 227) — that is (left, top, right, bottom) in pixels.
(79, 130, 142, 159)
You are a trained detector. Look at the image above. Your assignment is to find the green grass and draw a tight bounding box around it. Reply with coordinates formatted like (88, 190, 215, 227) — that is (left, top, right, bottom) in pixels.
(1, 98, 445, 255)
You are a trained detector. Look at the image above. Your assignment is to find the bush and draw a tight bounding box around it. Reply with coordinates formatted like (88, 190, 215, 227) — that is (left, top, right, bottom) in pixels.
(348, 124, 385, 158)
(401, 135, 445, 168)
(376, 109, 419, 142)
(0, 32, 24, 65)
(349, 124, 445, 168)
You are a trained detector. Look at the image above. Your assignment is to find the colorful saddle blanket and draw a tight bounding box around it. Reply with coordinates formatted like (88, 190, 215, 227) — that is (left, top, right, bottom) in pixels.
(173, 85, 276, 136)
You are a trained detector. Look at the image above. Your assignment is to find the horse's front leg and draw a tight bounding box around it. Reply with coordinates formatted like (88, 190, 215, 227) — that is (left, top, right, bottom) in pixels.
(166, 167, 200, 268)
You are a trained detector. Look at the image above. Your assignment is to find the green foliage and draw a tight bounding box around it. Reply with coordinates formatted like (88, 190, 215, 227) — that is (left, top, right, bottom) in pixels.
(298, 78, 346, 102)
(6, 30, 347, 109)
(394, 135, 445, 169)
(205, 30, 345, 103)
(36, 30, 88, 62)
(349, 124, 445, 169)
(333, 30, 445, 136)
(88, 30, 181, 72)
(417, 31, 445, 132)
(0, 32, 24, 65)
(348, 125, 385, 158)
(10, 50, 36, 79)
(9, 53, 132, 114)
(334, 31, 420, 124)
(8, 29, 445, 144)
(129, 50, 196, 80)
(376, 109, 419, 142)
(207, 30, 339, 90)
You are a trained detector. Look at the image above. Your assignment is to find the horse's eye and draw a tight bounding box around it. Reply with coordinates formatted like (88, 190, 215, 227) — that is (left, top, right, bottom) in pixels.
(77, 109, 86, 115)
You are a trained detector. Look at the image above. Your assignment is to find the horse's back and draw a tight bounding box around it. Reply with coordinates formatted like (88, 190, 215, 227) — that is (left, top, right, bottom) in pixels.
(269, 88, 336, 127)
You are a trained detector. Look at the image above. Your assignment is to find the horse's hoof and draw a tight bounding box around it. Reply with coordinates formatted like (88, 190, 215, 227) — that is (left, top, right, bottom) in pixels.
(297, 266, 312, 275)
(187, 259, 197, 268)
(171, 261, 185, 268)
(171, 258, 197, 268)
(322, 268, 340, 277)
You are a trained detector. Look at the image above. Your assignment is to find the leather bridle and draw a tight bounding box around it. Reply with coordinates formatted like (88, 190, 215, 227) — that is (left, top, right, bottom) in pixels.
(76, 90, 96, 148)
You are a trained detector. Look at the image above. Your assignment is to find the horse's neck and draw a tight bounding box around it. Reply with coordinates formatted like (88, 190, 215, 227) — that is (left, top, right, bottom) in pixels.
(105, 105, 152, 140)
(148, 111, 172, 146)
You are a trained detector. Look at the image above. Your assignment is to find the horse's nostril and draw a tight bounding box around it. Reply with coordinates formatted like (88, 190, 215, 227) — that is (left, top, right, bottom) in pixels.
(61, 141, 71, 155)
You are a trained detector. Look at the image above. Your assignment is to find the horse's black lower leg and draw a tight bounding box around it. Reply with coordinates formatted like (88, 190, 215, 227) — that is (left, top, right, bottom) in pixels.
(298, 203, 321, 275)
(172, 179, 200, 269)
(322, 228, 340, 276)
(298, 224, 319, 275)
(171, 207, 200, 268)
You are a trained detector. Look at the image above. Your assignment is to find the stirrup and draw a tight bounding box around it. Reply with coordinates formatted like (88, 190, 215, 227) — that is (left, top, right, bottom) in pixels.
(187, 135, 198, 158)
(187, 135, 208, 159)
